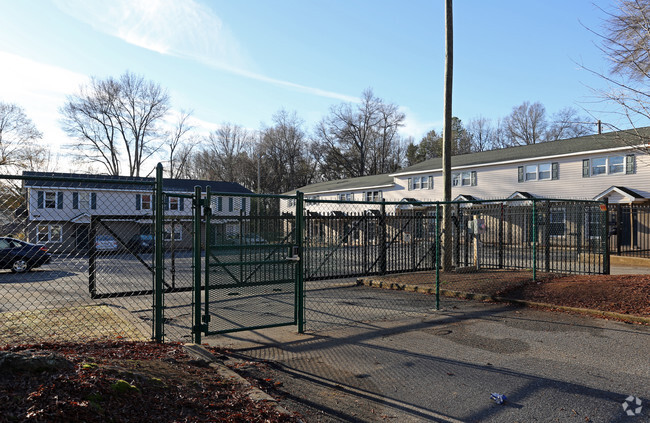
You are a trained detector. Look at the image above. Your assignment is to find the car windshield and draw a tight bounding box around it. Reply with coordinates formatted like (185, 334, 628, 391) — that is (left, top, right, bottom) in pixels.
(97, 236, 114, 241)
(140, 235, 153, 240)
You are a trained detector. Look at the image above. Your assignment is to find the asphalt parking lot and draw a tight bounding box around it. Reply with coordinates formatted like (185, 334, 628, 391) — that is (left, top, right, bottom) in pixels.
(207, 299, 650, 422)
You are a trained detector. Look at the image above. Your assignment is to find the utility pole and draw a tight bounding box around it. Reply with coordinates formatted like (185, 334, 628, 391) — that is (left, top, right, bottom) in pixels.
(442, 0, 454, 271)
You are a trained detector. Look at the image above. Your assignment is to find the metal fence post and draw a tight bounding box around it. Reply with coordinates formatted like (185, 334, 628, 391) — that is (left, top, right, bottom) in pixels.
(435, 202, 440, 310)
(603, 198, 610, 275)
(545, 200, 551, 273)
(296, 191, 305, 333)
(532, 199, 537, 282)
(192, 185, 202, 345)
(380, 199, 387, 275)
(153, 163, 164, 342)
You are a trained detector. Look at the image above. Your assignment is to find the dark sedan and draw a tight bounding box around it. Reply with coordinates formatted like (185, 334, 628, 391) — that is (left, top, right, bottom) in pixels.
(0, 237, 52, 273)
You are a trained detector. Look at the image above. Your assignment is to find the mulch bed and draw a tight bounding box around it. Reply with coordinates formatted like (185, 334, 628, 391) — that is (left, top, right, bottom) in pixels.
(367, 270, 650, 317)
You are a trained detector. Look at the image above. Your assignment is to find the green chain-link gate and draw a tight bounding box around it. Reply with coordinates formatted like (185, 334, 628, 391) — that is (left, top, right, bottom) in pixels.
(193, 190, 303, 343)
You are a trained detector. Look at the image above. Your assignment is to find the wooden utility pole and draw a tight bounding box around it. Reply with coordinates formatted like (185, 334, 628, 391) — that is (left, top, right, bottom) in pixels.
(442, 0, 454, 271)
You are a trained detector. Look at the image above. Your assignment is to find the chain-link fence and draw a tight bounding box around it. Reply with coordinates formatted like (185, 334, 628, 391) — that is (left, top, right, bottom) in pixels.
(0, 170, 202, 345)
(301, 197, 609, 331)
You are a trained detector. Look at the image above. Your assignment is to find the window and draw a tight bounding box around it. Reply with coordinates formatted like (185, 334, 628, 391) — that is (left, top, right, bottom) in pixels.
(518, 163, 558, 182)
(141, 194, 151, 210)
(591, 157, 607, 176)
(365, 191, 382, 202)
(609, 156, 624, 174)
(584, 156, 630, 177)
(408, 176, 433, 190)
(538, 163, 552, 180)
(169, 197, 179, 211)
(73, 192, 97, 210)
(163, 224, 182, 241)
(549, 208, 566, 237)
(525, 165, 537, 181)
(37, 224, 62, 243)
(37, 191, 63, 209)
(287, 198, 296, 207)
(338, 193, 353, 201)
(421, 176, 429, 190)
(413, 177, 421, 190)
(452, 171, 476, 187)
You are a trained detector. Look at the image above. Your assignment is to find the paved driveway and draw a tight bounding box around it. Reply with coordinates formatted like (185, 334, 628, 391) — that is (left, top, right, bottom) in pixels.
(206, 298, 649, 422)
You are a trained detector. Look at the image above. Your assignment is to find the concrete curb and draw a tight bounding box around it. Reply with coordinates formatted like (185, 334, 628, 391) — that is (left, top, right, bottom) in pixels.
(182, 344, 294, 418)
(357, 278, 650, 325)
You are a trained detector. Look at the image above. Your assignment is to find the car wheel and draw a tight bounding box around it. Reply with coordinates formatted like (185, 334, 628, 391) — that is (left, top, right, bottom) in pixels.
(11, 259, 29, 273)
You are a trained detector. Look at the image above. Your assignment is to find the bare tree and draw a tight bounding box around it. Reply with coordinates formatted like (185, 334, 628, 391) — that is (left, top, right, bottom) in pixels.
(259, 109, 318, 193)
(0, 102, 43, 168)
(545, 107, 593, 141)
(202, 123, 252, 183)
(316, 89, 405, 179)
(466, 116, 495, 152)
(165, 111, 197, 179)
(583, 0, 650, 148)
(503, 101, 548, 146)
(60, 71, 170, 176)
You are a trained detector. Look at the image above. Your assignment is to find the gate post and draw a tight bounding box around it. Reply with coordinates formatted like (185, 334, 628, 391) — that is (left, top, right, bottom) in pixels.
(153, 163, 164, 342)
(532, 199, 537, 282)
(545, 200, 551, 273)
(380, 199, 387, 275)
(435, 203, 440, 310)
(296, 191, 305, 333)
(603, 198, 610, 275)
(192, 185, 203, 344)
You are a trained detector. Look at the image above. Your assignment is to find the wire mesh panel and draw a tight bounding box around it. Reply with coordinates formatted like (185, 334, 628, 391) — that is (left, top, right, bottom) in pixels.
(0, 174, 158, 345)
(202, 194, 299, 335)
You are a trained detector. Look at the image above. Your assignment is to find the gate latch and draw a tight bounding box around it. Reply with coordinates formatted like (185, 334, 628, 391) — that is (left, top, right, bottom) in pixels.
(285, 246, 300, 262)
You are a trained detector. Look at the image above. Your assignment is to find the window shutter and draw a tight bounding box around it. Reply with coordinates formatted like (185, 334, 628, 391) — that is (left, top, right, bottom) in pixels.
(582, 159, 590, 177)
(72, 192, 79, 209)
(428, 176, 434, 189)
(136, 194, 141, 211)
(179, 198, 184, 211)
(407, 178, 412, 191)
(551, 162, 559, 180)
(241, 198, 246, 213)
(517, 166, 524, 183)
(626, 154, 636, 174)
(37, 191, 44, 209)
(471, 171, 477, 186)
(57, 192, 63, 209)
(229, 197, 234, 212)
(91, 193, 97, 209)
(217, 197, 223, 212)
(163, 196, 169, 211)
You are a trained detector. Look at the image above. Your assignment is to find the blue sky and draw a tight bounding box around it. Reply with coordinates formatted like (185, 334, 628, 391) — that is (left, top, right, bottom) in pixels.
(0, 0, 621, 171)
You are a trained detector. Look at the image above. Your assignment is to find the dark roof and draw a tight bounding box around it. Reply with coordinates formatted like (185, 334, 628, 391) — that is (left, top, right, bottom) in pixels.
(22, 171, 252, 194)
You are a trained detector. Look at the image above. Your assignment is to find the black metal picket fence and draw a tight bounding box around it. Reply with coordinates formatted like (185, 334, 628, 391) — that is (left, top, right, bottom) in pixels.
(302, 197, 609, 281)
(609, 203, 650, 257)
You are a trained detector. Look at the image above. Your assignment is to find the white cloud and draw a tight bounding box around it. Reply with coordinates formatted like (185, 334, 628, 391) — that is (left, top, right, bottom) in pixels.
(54, 0, 358, 103)
(399, 106, 441, 140)
(0, 51, 88, 161)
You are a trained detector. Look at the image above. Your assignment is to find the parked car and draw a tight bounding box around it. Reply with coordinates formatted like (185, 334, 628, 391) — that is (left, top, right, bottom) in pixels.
(127, 234, 154, 253)
(0, 237, 51, 273)
(95, 235, 119, 252)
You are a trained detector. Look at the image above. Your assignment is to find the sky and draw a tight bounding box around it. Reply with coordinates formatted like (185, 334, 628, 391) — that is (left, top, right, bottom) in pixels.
(0, 0, 626, 173)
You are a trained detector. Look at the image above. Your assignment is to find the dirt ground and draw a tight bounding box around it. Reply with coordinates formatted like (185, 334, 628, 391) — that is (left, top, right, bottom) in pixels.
(0, 341, 299, 422)
(366, 269, 650, 318)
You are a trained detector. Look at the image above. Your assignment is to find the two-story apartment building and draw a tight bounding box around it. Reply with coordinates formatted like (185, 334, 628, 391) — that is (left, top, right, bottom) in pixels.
(287, 129, 650, 205)
(22, 172, 253, 252)
(283, 128, 650, 252)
